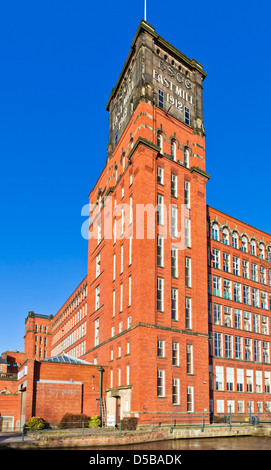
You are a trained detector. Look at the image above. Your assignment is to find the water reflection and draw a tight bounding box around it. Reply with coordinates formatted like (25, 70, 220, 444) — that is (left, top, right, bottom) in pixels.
(85, 436, 271, 451)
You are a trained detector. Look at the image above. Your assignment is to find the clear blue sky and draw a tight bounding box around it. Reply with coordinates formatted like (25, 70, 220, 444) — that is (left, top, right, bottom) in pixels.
(0, 0, 270, 353)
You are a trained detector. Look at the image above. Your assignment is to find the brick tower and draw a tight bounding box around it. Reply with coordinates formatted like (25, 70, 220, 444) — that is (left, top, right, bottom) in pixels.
(85, 20, 210, 423)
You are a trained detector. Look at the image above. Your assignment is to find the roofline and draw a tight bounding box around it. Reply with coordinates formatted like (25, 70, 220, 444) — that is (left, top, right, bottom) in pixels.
(207, 204, 271, 240)
(106, 19, 207, 111)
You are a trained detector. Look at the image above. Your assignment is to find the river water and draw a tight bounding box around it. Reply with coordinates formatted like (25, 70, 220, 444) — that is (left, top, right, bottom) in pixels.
(85, 435, 271, 450)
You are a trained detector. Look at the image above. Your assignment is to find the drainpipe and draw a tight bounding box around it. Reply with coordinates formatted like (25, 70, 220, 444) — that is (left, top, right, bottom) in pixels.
(98, 366, 104, 425)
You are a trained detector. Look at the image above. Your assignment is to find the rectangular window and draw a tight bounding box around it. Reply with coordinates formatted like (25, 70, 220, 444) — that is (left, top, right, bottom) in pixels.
(226, 367, 234, 391)
(120, 284, 123, 312)
(251, 263, 258, 282)
(157, 166, 164, 185)
(213, 275, 221, 297)
(244, 311, 251, 331)
(129, 236, 132, 265)
(235, 336, 242, 359)
(234, 309, 242, 329)
(224, 306, 232, 327)
(214, 304, 222, 325)
(171, 246, 178, 277)
(128, 276, 132, 307)
(185, 218, 191, 247)
(158, 88, 164, 109)
(225, 334, 233, 358)
(233, 256, 240, 276)
(171, 206, 178, 237)
(95, 285, 100, 310)
(187, 344, 193, 374)
(216, 366, 224, 390)
(171, 174, 177, 198)
(129, 196, 133, 225)
(97, 222, 102, 244)
(242, 260, 249, 279)
(157, 194, 164, 225)
(253, 313, 260, 333)
(157, 235, 164, 267)
(184, 180, 190, 208)
(214, 332, 222, 357)
(171, 288, 178, 321)
(157, 340, 165, 357)
(113, 290, 115, 317)
(233, 282, 241, 302)
(245, 338, 252, 361)
(185, 257, 191, 287)
(185, 298, 192, 329)
(187, 386, 194, 412)
(157, 370, 165, 397)
(173, 378, 180, 405)
(252, 288, 259, 307)
(172, 342, 179, 366)
(120, 244, 123, 274)
(157, 278, 164, 311)
(96, 253, 101, 278)
(254, 340, 261, 362)
(256, 370, 262, 393)
(247, 370, 253, 392)
(113, 253, 116, 281)
(237, 369, 244, 392)
(212, 249, 220, 269)
(224, 279, 231, 300)
(94, 318, 99, 346)
(243, 285, 250, 305)
(223, 253, 230, 272)
(184, 106, 190, 125)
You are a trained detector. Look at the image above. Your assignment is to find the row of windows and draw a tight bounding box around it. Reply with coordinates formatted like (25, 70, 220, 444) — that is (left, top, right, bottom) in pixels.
(157, 195, 191, 245)
(209, 274, 271, 310)
(209, 248, 271, 286)
(157, 88, 191, 128)
(51, 340, 87, 359)
(157, 370, 194, 410)
(213, 366, 271, 394)
(95, 277, 132, 314)
(35, 336, 47, 346)
(157, 278, 192, 326)
(52, 285, 87, 331)
(34, 346, 47, 358)
(209, 303, 270, 335)
(52, 305, 87, 346)
(157, 340, 193, 373)
(212, 399, 271, 414)
(35, 324, 48, 333)
(210, 224, 271, 261)
(157, 166, 191, 207)
(158, 240, 192, 282)
(94, 316, 132, 348)
(211, 332, 270, 363)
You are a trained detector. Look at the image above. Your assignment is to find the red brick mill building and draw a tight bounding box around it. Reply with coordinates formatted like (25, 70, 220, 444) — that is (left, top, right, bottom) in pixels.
(1, 20, 271, 430)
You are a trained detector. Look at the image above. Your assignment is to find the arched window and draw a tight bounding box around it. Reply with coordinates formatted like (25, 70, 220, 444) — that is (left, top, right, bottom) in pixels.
(232, 232, 239, 249)
(268, 246, 271, 262)
(222, 228, 229, 245)
(250, 240, 256, 256)
(157, 133, 163, 153)
(259, 243, 265, 259)
(242, 236, 248, 252)
(171, 140, 176, 161)
(184, 148, 189, 168)
(212, 224, 219, 241)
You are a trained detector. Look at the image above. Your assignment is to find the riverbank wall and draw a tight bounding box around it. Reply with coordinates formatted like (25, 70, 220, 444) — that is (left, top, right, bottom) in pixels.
(1, 424, 271, 449)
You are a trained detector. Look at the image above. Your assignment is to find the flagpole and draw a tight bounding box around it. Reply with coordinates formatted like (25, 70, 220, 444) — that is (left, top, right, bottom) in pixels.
(144, 0, 147, 21)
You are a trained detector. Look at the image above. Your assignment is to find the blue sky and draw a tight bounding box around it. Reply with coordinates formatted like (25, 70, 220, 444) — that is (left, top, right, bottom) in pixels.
(0, 0, 270, 353)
